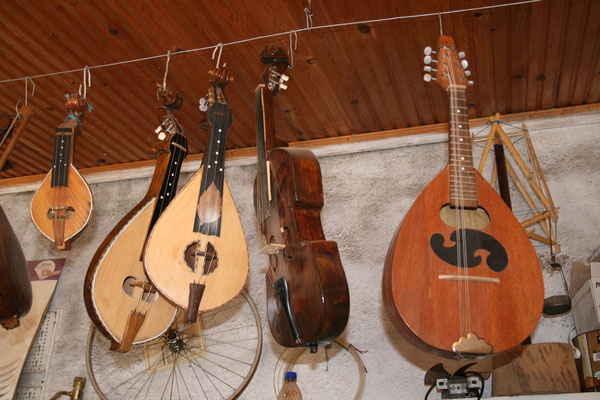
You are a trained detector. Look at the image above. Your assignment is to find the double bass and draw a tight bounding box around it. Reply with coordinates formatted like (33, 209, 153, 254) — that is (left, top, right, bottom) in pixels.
(0, 205, 32, 330)
(83, 89, 185, 352)
(382, 35, 543, 359)
(144, 68, 248, 323)
(30, 94, 93, 250)
(254, 45, 350, 351)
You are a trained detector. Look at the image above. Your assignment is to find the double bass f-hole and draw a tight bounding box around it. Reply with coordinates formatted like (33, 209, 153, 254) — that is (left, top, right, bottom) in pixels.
(281, 226, 292, 259)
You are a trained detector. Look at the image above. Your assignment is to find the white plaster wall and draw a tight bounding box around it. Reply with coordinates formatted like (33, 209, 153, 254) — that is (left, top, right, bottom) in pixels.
(1, 111, 599, 399)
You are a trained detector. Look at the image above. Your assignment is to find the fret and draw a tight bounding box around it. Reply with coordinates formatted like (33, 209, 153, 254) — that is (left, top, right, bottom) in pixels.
(448, 86, 477, 207)
(193, 99, 231, 236)
(50, 134, 71, 188)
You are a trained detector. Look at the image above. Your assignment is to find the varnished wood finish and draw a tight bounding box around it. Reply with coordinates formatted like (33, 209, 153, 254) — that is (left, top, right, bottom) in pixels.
(0, 204, 31, 329)
(0, 105, 33, 172)
(383, 166, 543, 358)
(258, 147, 350, 348)
(84, 198, 176, 346)
(144, 167, 248, 311)
(30, 165, 93, 248)
(0, 1, 598, 181)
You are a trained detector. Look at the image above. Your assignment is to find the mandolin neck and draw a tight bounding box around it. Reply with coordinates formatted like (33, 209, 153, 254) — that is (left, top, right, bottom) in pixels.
(255, 84, 273, 224)
(193, 102, 230, 236)
(50, 119, 79, 188)
(147, 133, 188, 233)
(447, 85, 477, 208)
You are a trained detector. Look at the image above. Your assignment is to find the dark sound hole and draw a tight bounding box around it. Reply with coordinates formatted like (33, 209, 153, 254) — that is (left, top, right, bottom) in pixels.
(184, 241, 219, 275)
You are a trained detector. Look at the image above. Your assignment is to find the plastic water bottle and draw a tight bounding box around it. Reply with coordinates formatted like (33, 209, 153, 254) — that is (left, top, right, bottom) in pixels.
(277, 371, 303, 399)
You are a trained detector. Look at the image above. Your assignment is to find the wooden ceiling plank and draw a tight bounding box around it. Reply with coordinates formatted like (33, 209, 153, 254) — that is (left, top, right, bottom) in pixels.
(524, 1, 549, 111)
(466, 10, 496, 117)
(570, 0, 600, 105)
(4, 2, 151, 164)
(489, 7, 509, 114)
(539, 0, 569, 109)
(508, 4, 531, 113)
(555, 0, 589, 107)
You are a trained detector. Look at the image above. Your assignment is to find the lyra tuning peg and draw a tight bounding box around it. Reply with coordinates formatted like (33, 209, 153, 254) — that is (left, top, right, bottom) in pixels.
(424, 55, 437, 65)
(468, 80, 474, 86)
(199, 97, 208, 112)
(464, 70, 471, 77)
(423, 74, 436, 82)
(423, 66, 437, 72)
(279, 74, 290, 82)
(458, 51, 466, 59)
(461, 60, 469, 69)
(424, 46, 436, 56)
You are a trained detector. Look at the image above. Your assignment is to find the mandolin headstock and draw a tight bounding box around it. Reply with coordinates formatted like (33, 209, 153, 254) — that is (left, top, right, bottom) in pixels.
(260, 44, 290, 94)
(423, 35, 473, 91)
(204, 67, 232, 130)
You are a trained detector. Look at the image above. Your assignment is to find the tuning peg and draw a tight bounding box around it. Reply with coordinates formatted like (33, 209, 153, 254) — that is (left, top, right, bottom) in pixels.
(279, 83, 288, 91)
(458, 51, 466, 59)
(468, 80, 474, 86)
(423, 74, 436, 82)
(424, 55, 437, 65)
(423, 66, 437, 72)
(464, 70, 471, 77)
(461, 60, 469, 69)
(199, 97, 208, 112)
(157, 131, 166, 140)
(279, 74, 290, 82)
(424, 46, 436, 56)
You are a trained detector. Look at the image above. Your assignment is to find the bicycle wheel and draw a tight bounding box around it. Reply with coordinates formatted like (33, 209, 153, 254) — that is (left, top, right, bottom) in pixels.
(86, 290, 262, 400)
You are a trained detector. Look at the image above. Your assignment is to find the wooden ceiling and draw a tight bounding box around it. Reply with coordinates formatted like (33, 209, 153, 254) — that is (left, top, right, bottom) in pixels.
(0, 0, 598, 180)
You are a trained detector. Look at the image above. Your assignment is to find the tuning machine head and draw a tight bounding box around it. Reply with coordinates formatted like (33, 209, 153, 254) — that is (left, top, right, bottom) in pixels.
(424, 55, 438, 65)
(423, 74, 437, 82)
(424, 46, 437, 56)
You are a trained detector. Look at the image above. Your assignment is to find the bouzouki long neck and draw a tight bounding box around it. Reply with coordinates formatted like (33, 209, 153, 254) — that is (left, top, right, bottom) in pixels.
(51, 119, 79, 188)
(448, 86, 477, 208)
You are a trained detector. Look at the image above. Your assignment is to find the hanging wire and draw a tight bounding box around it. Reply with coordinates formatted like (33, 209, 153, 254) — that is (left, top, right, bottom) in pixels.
(305, 0, 313, 30)
(78, 65, 91, 98)
(0, 0, 541, 84)
(438, 13, 443, 35)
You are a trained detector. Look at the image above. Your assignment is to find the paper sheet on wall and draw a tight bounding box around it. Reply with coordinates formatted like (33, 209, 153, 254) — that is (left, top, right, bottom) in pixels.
(0, 259, 65, 400)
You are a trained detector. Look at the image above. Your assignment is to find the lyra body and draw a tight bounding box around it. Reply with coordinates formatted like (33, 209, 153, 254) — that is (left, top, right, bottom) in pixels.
(31, 94, 93, 250)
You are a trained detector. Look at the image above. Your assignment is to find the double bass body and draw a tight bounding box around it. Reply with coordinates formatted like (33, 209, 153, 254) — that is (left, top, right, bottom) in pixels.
(257, 147, 350, 349)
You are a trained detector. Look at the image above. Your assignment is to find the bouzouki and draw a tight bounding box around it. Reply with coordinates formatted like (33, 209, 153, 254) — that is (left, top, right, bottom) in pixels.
(84, 89, 186, 352)
(0, 204, 32, 330)
(30, 94, 93, 250)
(382, 35, 543, 359)
(254, 45, 350, 351)
(144, 68, 248, 323)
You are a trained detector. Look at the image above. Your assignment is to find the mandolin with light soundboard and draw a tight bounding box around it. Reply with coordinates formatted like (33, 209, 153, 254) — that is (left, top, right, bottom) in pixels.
(254, 45, 350, 351)
(382, 35, 543, 359)
(83, 89, 186, 352)
(144, 67, 248, 323)
(30, 94, 93, 250)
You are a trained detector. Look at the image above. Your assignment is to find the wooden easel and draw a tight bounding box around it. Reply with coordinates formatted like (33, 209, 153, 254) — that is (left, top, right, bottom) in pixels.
(473, 113, 559, 253)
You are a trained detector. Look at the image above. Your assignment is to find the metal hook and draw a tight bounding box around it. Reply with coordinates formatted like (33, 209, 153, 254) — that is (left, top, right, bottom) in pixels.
(212, 43, 224, 69)
(438, 13, 443, 35)
(24, 77, 35, 105)
(304, 0, 313, 30)
(79, 66, 91, 98)
(15, 99, 21, 117)
(163, 50, 171, 90)
(288, 31, 298, 69)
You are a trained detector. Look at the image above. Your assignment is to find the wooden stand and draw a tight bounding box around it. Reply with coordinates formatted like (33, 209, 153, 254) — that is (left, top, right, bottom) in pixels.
(474, 113, 559, 253)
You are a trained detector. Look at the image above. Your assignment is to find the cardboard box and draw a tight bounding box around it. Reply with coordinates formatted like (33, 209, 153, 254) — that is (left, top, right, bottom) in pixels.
(573, 280, 600, 336)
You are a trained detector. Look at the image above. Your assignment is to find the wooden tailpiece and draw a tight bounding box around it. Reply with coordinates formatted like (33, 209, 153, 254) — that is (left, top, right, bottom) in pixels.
(110, 310, 147, 352)
(185, 283, 206, 323)
(52, 208, 68, 249)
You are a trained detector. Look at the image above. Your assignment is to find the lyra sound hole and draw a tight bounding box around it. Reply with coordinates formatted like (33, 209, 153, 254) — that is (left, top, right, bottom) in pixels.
(47, 206, 75, 219)
(121, 276, 157, 303)
(439, 204, 490, 229)
(184, 241, 219, 275)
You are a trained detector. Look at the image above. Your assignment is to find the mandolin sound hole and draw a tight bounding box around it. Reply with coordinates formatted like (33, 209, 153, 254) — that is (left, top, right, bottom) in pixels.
(121, 276, 158, 303)
(47, 206, 75, 220)
(184, 241, 219, 275)
(439, 204, 490, 229)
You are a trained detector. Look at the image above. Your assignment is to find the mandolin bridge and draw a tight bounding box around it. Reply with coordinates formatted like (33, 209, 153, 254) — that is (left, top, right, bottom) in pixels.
(452, 332, 493, 356)
(184, 241, 219, 275)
